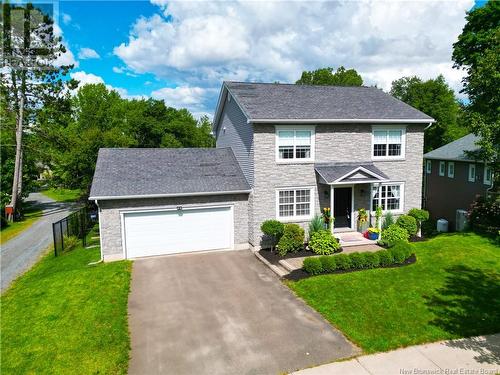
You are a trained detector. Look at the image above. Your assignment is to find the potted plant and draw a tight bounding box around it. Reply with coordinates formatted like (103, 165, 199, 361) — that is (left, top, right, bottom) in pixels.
(368, 227, 380, 240)
(357, 208, 368, 233)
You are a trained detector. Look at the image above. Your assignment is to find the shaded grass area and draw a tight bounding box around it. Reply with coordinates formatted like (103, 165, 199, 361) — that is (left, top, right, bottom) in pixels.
(1, 246, 132, 374)
(41, 188, 82, 202)
(287, 233, 500, 353)
(0, 204, 43, 245)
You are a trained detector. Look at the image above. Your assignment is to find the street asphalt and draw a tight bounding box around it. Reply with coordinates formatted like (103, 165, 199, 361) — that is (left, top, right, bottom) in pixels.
(1, 192, 74, 291)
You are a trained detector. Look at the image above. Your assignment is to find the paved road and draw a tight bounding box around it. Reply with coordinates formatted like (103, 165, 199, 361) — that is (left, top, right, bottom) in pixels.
(1, 192, 74, 291)
(128, 250, 359, 375)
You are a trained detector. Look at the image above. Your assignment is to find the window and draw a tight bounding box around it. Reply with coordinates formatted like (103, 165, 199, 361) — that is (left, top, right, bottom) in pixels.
(448, 162, 455, 178)
(468, 164, 476, 182)
(372, 127, 405, 159)
(276, 127, 314, 162)
(277, 188, 313, 219)
(371, 183, 403, 212)
(484, 165, 492, 185)
(439, 161, 446, 176)
(426, 160, 432, 174)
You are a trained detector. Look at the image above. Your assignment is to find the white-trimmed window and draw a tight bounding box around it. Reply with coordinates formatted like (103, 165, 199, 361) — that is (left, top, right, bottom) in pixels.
(372, 127, 405, 159)
(439, 161, 446, 176)
(276, 127, 314, 162)
(426, 160, 432, 174)
(276, 188, 313, 220)
(468, 164, 476, 182)
(484, 165, 492, 185)
(371, 183, 404, 212)
(448, 162, 455, 178)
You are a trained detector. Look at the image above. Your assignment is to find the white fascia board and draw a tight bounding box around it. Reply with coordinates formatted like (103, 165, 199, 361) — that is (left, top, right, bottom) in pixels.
(89, 189, 252, 201)
(333, 166, 388, 182)
(248, 118, 435, 124)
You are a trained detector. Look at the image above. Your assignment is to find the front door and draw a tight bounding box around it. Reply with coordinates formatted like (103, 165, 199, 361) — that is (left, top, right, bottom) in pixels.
(334, 187, 352, 229)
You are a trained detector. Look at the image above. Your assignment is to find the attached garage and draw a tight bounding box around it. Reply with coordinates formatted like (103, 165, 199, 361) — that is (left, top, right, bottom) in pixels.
(122, 206, 233, 258)
(89, 148, 251, 261)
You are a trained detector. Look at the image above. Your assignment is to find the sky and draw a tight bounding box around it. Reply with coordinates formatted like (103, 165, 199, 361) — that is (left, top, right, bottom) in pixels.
(52, 0, 485, 118)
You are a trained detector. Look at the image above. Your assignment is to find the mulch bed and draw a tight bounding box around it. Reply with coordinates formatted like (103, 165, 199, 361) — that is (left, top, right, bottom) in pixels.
(284, 254, 417, 282)
(258, 247, 344, 266)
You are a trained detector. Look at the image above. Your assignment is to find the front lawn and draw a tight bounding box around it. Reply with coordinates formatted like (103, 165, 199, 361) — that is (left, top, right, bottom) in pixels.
(1, 246, 132, 374)
(0, 204, 43, 245)
(287, 233, 500, 353)
(41, 188, 82, 202)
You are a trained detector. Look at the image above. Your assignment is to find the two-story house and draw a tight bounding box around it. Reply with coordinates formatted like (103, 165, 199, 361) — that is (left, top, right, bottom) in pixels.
(90, 82, 434, 260)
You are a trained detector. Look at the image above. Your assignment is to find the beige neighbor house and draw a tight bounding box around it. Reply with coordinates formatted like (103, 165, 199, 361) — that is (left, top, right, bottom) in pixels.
(89, 82, 434, 261)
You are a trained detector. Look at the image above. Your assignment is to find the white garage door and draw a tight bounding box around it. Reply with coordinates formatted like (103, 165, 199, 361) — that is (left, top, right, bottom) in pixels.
(123, 206, 233, 258)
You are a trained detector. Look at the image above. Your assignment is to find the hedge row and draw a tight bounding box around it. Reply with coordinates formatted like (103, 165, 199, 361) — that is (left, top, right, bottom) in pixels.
(303, 241, 414, 275)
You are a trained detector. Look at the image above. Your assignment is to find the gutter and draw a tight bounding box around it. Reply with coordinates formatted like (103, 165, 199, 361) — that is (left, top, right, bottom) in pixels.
(248, 118, 435, 124)
(88, 199, 104, 265)
(89, 189, 252, 201)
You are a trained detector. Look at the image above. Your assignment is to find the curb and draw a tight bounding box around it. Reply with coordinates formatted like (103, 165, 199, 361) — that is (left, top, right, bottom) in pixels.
(253, 251, 289, 278)
(278, 259, 299, 272)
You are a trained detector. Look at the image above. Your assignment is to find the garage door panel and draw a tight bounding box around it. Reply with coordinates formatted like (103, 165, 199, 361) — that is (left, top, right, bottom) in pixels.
(124, 207, 233, 258)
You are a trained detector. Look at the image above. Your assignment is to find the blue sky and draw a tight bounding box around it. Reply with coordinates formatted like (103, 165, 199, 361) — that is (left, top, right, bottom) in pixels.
(54, 0, 484, 118)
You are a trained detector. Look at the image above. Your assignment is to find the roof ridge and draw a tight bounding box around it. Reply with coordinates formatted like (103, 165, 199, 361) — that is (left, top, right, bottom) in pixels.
(224, 80, 376, 89)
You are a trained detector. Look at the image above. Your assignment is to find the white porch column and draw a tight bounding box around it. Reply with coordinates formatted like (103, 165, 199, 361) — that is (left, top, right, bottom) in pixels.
(330, 184, 334, 234)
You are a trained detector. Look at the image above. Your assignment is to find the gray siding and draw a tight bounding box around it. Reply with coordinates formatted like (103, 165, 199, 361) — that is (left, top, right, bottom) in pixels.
(250, 124, 425, 246)
(98, 194, 249, 260)
(216, 95, 254, 186)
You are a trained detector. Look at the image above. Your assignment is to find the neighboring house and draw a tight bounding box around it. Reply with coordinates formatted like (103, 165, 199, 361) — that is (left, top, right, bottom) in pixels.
(90, 82, 434, 261)
(423, 133, 494, 230)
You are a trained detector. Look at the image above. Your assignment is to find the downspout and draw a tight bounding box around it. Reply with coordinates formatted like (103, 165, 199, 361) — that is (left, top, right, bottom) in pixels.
(88, 199, 104, 266)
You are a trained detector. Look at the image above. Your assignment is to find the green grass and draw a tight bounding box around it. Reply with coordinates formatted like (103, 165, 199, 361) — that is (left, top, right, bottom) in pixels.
(287, 233, 500, 353)
(41, 188, 82, 202)
(0, 204, 43, 245)
(1, 246, 132, 374)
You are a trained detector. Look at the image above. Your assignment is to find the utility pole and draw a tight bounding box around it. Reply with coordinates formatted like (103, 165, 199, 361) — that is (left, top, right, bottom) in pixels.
(8, 95, 24, 222)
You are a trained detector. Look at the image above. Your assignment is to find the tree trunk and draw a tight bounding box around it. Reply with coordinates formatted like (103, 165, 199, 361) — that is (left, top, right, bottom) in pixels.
(8, 96, 24, 222)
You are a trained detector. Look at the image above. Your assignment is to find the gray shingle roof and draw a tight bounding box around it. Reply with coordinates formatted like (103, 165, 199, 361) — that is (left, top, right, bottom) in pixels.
(315, 162, 389, 183)
(224, 82, 434, 122)
(89, 148, 251, 200)
(424, 134, 481, 162)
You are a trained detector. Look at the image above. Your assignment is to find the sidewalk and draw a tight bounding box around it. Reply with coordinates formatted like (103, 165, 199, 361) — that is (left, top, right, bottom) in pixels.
(291, 334, 500, 375)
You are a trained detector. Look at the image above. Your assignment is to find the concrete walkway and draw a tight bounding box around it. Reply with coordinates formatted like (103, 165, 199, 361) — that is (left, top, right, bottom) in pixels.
(0, 192, 74, 291)
(291, 334, 500, 375)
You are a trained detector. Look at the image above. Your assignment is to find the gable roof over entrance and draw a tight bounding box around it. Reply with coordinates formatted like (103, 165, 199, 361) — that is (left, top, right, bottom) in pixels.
(89, 148, 251, 200)
(315, 163, 389, 184)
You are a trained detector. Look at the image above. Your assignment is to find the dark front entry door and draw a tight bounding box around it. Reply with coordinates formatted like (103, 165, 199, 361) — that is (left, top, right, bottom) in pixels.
(334, 187, 352, 228)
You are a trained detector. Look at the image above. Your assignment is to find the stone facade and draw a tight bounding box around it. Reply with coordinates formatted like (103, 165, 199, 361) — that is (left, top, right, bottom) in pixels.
(98, 194, 249, 260)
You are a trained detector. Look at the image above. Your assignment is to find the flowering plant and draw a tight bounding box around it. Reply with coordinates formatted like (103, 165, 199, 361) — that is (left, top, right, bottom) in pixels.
(322, 207, 331, 224)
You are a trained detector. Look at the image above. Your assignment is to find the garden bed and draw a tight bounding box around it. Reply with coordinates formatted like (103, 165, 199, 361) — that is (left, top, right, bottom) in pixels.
(258, 246, 343, 266)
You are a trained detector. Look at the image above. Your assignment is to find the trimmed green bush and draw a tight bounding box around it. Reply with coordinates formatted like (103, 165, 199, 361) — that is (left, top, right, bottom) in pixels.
(303, 257, 323, 275)
(261, 219, 285, 250)
(309, 230, 341, 255)
(408, 208, 430, 224)
(389, 241, 413, 264)
(334, 254, 352, 270)
(319, 255, 337, 273)
(277, 223, 305, 256)
(364, 252, 380, 268)
(380, 224, 409, 247)
(308, 215, 324, 240)
(377, 250, 394, 266)
(396, 215, 418, 236)
(350, 252, 368, 269)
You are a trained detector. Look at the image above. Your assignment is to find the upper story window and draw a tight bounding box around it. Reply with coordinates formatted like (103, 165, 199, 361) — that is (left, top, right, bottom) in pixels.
(439, 161, 446, 176)
(372, 126, 406, 160)
(484, 165, 492, 185)
(447, 162, 455, 178)
(275, 127, 315, 162)
(468, 164, 476, 182)
(426, 160, 432, 174)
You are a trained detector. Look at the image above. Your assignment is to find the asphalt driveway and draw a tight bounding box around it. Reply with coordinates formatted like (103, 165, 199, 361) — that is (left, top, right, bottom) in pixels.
(128, 250, 359, 375)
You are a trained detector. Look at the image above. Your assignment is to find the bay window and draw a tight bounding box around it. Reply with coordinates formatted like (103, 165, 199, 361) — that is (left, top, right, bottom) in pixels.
(371, 183, 403, 212)
(276, 127, 314, 162)
(276, 188, 313, 220)
(372, 127, 405, 159)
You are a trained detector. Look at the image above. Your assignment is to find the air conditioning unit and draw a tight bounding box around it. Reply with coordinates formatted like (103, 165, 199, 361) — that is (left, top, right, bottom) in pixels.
(456, 209, 468, 232)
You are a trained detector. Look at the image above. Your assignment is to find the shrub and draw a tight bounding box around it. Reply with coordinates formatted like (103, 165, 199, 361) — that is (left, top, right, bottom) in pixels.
(396, 215, 418, 236)
(350, 252, 368, 269)
(468, 197, 500, 236)
(319, 255, 337, 272)
(277, 224, 305, 256)
(303, 257, 323, 275)
(382, 211, 395, 230)
(377, 250, 394, 266)
(389, 241, 413, 264)
(309, 230, 341, 255)
(408, 208, 430, 224)
(261, 219, 285, 250)
(364, 252, 380, 268)
(334, 254, 352, 270)
(62, 235, 79, 252)
(308, 215, 325, 240)
(380, 224, 409, 247)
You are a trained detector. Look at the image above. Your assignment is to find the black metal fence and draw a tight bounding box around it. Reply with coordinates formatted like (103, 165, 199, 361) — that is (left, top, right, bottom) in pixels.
(52, 207, 96, 256)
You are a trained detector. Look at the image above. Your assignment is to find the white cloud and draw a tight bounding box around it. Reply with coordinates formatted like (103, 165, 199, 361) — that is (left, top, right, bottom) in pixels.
(62, 13, 72, 25)
(70, 71, 131, 98)
(151, 85, 215, 117)
(54, 44, 79, 68)
(78, 47, 100, 60)
(115, 0, 473, 99)
(112, 66, 124, 74)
